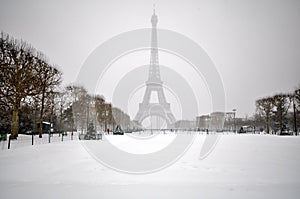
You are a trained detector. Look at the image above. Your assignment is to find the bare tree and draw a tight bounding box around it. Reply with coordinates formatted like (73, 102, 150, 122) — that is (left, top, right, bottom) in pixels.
(66, 85, 88, 132)
(293, 87, 300, 134)
(0, 32, 62, 139)
(36, 61, 61, 138)
(95, 95, 106, 130)
(54, 88, 73, 135)
(0, 33, 42, 139)
(74, 93, 90, 133)
(272, 94, 292, 133)
(295, 88, 300, 112)
(255, 97, 274, 134)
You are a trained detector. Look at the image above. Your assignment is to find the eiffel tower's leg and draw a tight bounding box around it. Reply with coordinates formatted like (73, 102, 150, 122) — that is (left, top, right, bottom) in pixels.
(157, 86, 167, 104)
(142, 86, 151, 104)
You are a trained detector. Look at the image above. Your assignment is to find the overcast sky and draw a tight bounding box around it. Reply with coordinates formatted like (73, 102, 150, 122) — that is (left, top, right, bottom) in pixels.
(1, 0, 300, 118)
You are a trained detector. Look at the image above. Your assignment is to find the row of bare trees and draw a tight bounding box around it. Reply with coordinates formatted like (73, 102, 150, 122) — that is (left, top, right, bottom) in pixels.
(0, 32, 122, 137)
(255, 88, 300, 134)
(0, 32, 133, 140)
(0, 32, 61, 139)
(0, 32, 142, 139)
(47, 85, 117, 135)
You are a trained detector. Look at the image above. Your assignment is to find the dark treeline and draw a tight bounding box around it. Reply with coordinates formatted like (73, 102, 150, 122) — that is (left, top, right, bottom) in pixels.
(0, 32, 125, 140)
(225, 88, 300, 134)
(254, 88, 300, 134)
(0, 32, 61, 139)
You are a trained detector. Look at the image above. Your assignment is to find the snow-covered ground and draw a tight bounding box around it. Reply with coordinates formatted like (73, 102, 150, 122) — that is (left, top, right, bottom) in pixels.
(0, 132, 300, 199)
(0, 133, 75, 151)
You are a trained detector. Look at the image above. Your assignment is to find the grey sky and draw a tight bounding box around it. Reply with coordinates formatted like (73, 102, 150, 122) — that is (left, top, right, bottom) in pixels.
(1, 0, 299, 118)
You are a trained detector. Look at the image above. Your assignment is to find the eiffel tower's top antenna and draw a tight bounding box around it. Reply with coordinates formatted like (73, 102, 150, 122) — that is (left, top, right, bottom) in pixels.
(151, 4, 158, 26)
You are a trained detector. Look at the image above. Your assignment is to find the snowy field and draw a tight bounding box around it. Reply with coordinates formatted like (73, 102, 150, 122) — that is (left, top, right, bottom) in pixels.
(0, 132, 300, 199)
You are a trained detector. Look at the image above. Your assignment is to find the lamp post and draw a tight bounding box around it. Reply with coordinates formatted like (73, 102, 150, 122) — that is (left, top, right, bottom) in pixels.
(232, 109, 237, 133)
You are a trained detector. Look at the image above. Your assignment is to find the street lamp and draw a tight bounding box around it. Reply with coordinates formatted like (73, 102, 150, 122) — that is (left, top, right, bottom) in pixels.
(232, 109, 237, 133)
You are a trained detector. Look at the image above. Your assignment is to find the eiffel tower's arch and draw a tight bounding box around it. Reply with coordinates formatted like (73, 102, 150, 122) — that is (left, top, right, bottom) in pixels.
(137, 103, 174, 129)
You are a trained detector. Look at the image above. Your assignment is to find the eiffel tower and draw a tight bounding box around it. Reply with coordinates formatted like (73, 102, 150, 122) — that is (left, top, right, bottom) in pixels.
(134, 9, 176, 128)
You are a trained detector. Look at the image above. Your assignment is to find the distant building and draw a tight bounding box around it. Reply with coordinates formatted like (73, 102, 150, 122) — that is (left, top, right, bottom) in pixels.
(174, 120, 195, 129)
(196, 115, 210, 130)
(224, 112, 235, 131)
(210, 112, 225, 131)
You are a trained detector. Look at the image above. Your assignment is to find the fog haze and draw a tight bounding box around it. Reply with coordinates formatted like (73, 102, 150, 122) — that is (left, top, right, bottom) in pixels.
(1, 0, 299, 117)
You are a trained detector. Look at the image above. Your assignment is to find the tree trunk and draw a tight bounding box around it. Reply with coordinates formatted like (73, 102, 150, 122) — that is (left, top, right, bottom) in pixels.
(39, 89, 46, 138)
(266, 113, 270, 134)
(11, 104, 20, 139)
(59, 103, 63, 136)
(280, 111, 284, 134)
(71, 119, 74, 135)
(294, 102, 298, 135)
